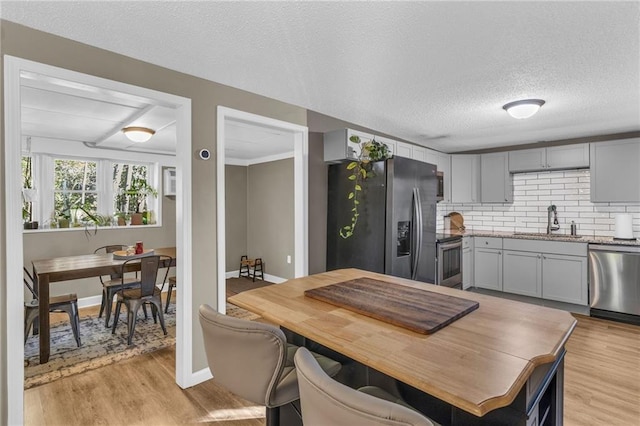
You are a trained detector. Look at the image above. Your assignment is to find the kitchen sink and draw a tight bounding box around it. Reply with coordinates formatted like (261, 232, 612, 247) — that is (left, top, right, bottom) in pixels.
(513, 232, 583, 239)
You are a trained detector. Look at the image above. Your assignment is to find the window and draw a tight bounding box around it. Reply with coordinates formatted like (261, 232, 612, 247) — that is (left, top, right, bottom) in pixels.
(21, 154, 159, 230)
(54, 158, 98, 223)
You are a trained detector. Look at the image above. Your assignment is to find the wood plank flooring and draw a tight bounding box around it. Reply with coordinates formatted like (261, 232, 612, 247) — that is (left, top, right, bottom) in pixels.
(25, 311, 640, 425)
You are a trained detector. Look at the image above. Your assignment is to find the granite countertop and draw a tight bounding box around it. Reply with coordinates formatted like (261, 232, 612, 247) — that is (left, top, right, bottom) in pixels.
(438, 229, 640, 246)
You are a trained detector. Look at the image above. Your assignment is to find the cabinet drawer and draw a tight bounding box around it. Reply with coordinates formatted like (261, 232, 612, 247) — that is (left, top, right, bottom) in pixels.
(503, 238, 587, 256)
(462, 236, 473, 249)
(475, 237, 502, 249)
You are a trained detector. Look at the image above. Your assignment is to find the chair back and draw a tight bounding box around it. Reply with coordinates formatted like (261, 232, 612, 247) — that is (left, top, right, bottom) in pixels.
(294, 347, 435, 426)
(23, 267, 38, 300)
(198, 304, 288, 407)
(94, 245, 127, 281)
(120, 255, 171, 297)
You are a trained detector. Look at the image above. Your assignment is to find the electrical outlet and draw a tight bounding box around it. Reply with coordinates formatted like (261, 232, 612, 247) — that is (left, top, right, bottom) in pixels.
(287, 255, 292, 264)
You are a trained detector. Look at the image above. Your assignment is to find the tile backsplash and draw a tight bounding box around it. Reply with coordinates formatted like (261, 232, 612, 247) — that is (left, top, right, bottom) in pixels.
(437, 169, 640, 238)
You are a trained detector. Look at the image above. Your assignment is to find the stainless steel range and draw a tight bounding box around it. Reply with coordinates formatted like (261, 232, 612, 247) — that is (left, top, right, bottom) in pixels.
(436, 235, 462, 289)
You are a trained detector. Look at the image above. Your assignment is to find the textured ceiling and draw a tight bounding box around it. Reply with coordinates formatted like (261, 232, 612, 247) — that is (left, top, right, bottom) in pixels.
(2, 1, 639, 153)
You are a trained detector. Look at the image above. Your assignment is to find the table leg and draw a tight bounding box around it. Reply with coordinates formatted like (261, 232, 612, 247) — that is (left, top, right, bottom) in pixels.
(38, 273, 51, 363)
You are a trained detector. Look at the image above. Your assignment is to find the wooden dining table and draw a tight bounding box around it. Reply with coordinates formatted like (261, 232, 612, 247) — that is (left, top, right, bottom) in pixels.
(229, 268, 577, 424)
(31, 246, 176, 364)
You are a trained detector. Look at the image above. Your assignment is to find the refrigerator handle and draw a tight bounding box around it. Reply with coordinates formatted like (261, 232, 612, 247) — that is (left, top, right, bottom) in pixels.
(412, 188, 423, 280)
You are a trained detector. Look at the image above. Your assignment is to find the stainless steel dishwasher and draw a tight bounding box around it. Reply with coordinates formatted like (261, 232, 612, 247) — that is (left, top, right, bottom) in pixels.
(589, 244, 640, 325)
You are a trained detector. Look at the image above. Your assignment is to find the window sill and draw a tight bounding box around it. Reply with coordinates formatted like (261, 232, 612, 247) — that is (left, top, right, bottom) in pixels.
(22, 223, 163, 234)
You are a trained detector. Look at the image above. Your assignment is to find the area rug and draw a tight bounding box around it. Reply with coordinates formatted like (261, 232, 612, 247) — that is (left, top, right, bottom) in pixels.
(24, 302, 259, 389)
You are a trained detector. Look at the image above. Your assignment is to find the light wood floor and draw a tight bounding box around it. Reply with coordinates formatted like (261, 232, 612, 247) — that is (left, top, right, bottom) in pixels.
(27, 311, 640, 425)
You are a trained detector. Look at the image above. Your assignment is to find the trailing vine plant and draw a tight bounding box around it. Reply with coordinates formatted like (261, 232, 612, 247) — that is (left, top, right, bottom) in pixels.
(339, 136, 391, 239)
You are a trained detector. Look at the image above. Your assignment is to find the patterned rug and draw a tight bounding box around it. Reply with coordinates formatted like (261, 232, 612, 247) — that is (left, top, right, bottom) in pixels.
(24, 302, 259, 389)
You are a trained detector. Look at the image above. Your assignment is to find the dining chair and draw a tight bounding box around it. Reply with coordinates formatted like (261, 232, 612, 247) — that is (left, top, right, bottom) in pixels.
(111, 255, 172, 345)
(24, 267, 81, 347)
(294, 347, 438, 426)
(164, 276, 176, 313)
(94, 244, 141, 327)
(198, 304, 342, 426)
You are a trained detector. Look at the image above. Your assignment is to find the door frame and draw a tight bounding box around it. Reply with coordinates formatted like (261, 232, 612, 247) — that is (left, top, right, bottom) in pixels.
(216, 106, 308, 313)
(3, 56, 193, 424)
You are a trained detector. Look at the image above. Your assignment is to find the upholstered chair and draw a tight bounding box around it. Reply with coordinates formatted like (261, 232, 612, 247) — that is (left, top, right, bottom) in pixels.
(294, 347, 438, 426)
(198, 304, 341, 426)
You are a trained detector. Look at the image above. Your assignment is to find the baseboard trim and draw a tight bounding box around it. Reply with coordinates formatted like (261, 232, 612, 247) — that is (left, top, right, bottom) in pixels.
(225, 270, 287, 284)
(184, 367, 213, 388)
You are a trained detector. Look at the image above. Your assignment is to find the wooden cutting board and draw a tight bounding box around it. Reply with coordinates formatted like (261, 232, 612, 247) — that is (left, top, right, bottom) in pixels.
(304, 278, 479, 334)
(448, 212, 465, 232)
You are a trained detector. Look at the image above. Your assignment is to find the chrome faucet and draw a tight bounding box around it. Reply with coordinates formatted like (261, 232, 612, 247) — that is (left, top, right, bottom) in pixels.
(547, 205, 560, 234)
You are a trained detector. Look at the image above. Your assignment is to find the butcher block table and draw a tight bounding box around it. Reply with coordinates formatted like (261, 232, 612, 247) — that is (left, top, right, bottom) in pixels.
(228, 268, 576, 425)
(31, 246, 176, 364)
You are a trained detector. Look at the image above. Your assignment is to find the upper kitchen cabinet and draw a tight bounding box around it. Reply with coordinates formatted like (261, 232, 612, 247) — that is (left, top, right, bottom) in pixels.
(451, 154, 480, 203)
(394, 141, 414, 158)
(590, 138, 640, 202)
(436, 152, 451, 203)
(324, 129, 375, 163)
(480, 152, 512, 203)
(508, 143, 589, 172)
(411, 145, 428, 162)
(374, 136, 397, 158)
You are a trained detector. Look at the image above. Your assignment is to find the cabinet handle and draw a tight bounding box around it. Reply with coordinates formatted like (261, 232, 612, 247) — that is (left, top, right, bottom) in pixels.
(537, 255, 541, 258)
(485, 241, 489, 245)
(543, 255, 546, 260)
(498, 251, 502, 255)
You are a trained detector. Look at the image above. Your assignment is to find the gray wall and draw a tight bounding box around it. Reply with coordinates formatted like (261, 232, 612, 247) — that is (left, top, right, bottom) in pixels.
(0, 20, 308, 418)
(247, 159, 295, 279)
(308, 132, 328, 274)
(225, 165, 248, 272)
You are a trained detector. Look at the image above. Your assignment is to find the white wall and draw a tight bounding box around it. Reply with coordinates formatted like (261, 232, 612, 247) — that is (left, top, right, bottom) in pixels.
(437, 169, 640, 238)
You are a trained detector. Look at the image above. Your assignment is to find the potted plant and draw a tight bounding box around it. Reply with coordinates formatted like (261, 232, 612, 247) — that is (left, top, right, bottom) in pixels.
(124, 178, 158, 225)
(339, 136, 391, 239)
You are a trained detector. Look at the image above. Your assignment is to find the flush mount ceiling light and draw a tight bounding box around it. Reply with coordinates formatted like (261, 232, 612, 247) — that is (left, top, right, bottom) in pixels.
(502, 99, 545, 119)
(122, 126, 155, 143)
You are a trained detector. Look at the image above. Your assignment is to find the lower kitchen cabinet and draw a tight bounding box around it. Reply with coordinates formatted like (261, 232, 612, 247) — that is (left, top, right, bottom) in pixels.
(541, 254, 588, 305)
(503, 250, 542, 298)
(474, 247, 502, 291)
(462, 236, 474, 289)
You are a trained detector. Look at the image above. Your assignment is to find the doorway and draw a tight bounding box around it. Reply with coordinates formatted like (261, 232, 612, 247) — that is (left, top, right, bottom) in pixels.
(3, 56, 193, 424)
(216, 107, 308, 314)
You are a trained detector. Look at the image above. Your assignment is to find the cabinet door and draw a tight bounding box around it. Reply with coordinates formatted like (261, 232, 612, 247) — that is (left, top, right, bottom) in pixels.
(542, 254, 588, 305)
(346, 129, 375, 160)
(480, 152, 512, 203)
(546, 143, 589, 170)
(590, 139, 640, 202)
(436, 152, 451, 203)
(425, 149, 438, 166)
(412, 146, 428, 162)
(395, 141, 413, 158)
(509, 148, 546, 172)
(451, 154, 480, 203)
(375, 136, 396, 158)
(503, 250, 542, 298)
(462, 246, 473, 289)
(474, 248, 502, 290)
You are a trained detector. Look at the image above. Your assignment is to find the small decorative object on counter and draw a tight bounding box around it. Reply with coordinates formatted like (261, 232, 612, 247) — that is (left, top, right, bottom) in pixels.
(570, 221, 577, 236)
(135, 241, 144, 255)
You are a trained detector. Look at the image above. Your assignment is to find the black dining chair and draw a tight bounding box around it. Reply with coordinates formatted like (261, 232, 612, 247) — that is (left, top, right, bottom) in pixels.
(24, 267, 81, 347)
(111, 255, 172, 345)
(94, 245, 141, 327)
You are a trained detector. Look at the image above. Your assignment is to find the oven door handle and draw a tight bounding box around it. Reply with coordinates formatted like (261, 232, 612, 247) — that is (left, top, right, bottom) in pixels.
(411, 188, 423, 280)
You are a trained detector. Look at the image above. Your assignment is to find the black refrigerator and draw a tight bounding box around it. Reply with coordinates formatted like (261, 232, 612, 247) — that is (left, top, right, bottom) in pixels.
(327, 156, 438, 283)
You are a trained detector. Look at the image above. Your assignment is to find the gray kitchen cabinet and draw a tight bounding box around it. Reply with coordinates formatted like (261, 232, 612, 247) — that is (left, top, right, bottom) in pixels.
(503, 250, 542, 298)
(480, 152, 512, 203)
(462, 236, 474, 289)
(546, 144, 590, 170)
(451, 154, 480, 203)
(590, 138, 640, 202)
(474, 237, 502, 291)
(324, 128, 375, 163)
(541, 253, 588, 305)
(508, 143, 589, 172)
(502, 238, 588, 305)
